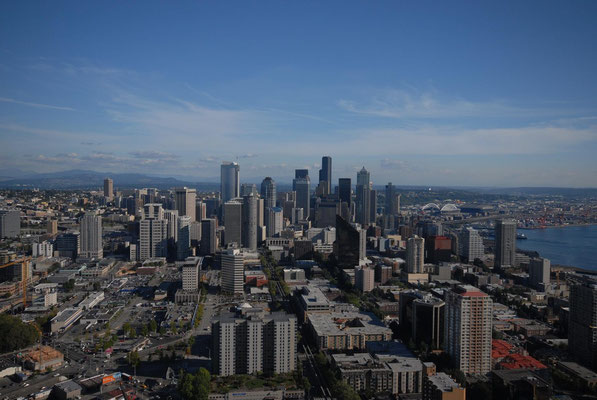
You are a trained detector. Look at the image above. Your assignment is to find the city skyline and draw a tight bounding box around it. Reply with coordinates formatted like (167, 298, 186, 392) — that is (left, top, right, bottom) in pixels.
(1, 2, 597, 187)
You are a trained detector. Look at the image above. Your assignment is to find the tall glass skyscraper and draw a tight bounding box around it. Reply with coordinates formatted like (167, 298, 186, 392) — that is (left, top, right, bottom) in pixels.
(221, 162, 240, 203)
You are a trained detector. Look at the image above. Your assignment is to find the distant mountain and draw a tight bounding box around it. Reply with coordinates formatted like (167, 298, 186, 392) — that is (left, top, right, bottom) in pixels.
(0, 169, 220, 190)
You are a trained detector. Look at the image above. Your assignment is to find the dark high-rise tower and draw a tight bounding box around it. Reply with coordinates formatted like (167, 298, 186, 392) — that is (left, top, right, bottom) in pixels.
(385, 182, 395, 216)
(318, 156, 332, 195)
(495, 219, 516, 269)
(260, 177, 276, 209)
(293, 169, 310, 219)
(569, 278, 597, 370)
(338, 178, 351, 206)
(356, 167, 371, 226)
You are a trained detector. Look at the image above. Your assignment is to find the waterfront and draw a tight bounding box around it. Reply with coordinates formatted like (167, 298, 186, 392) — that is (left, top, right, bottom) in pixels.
(519, 225, 597, 270)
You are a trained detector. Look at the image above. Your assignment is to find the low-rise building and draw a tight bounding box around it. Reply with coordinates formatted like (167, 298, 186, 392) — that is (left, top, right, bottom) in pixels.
(308, 311, 392, 350)
(20, 345, 64, 371)
(423, 372, 465, 400)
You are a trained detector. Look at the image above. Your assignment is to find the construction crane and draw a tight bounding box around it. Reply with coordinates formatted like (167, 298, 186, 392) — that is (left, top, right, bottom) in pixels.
(0, 256, 32, 308)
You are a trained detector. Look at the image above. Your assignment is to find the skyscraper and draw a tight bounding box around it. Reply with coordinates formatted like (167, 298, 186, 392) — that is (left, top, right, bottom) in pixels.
(569, 279, 597, 369)
(79, 213, 103, 259)
(529, 257, 550, 290)
(495, 219, 516, 269)
(407, 236, 425, 273)
(293, 170, 311, 219)
(334, 215, 366, 267)
(445, 285, 492, 374)
(175, 187, 196, 221)
(458, 227, 484, 263)
(177, 215, 192, 260)
(221, 248, 244, 294)
(385, 182, 395, 216)
(242, 194, 257, 250)
(200, 218, 217, 255)
(221, 162, 240, 203)
(140, 203, 168, 260)
(240, 183, 257, 197)
(164, 209, 179, 242)
(338, 178, 352, 205)
(224, 199, 243, 246)
(318, 156, 332, 195)
(266, 207, 284, 237)
(260, 177, 277, 209)
(356, 167, 371, 226)
(103, 178, 113, 200)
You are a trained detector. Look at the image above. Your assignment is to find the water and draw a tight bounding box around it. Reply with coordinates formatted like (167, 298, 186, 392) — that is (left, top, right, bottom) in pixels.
(518, 225, 597, 270)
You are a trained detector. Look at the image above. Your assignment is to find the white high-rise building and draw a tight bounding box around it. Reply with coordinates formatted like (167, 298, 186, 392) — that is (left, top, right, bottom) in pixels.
(407, 236, 425, 273)
(459, 227, 484, 262)
(182, 260, 199, 291)
(355, 265, 374, 292)
(80, 213, 103, 259)
(221, 162, 240, 203)
(175, 187, 196, 222)
(212, 310, 296, 376)
(221, 248, 244, 294)
(33, 241, 54, 258)
(444, 285, 492, 374)
(266, 207, 284, 238)
(140, 206, 168, 261)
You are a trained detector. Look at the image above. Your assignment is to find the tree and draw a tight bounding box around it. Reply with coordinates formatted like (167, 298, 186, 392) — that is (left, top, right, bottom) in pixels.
(123, 322, 132, 338)
(127, 350, 140, 376)
(141, 324, 149, 337)
(0, 314, 41, 352)
(149, 319, 158, 333)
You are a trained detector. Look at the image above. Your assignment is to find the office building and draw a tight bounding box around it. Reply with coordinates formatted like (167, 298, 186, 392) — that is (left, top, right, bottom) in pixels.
(174, 187, 196, 222)
(412, 297, 445, 350)
(445, 285, 492, 374)
(182, 259, 200, 291)
(0, 210, 20, 238)
(200, 218, 217, 255)
(293, 170, 311, 219)
(221, 248, 244, 294)
(242, 194, 258, 250)
(55, 232, 79, 259)
(495, 219, 516, 269)
(335, 215, 366, 267)
(529, 257, 550, 290)
(569, 279, 597, 369)
(355, 265, 375, 292)
(163, 209, 178, 243)
(212, 310, 296, 376)
(356, 167, 371, 226)
(224, 199, 242, 246)
(458, 227, 484, 263)
(260, 177, 276, 209)
(79, 213, 103, 259)
(195, 200, 206, 222)
(177, 215, 192, 260)
(103, 178, 113, 200)
(240, 183, 257, 197)
(407, 236, 425, 273)
(318, 156, 332, 195)
(370, 189, 378, 223)
(426, 236, 452, 263)
(221, 161, 240, 203)
(338, 178, 352, 207)
(46, 219, 58, 235)
(313, 197, 340, 228)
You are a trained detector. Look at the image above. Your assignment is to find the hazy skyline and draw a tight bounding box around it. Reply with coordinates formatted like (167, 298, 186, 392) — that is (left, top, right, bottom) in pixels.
(1, 1, 597, 187)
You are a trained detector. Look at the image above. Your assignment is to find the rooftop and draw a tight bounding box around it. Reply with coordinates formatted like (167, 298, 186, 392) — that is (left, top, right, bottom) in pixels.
(427, 372, 461, 392)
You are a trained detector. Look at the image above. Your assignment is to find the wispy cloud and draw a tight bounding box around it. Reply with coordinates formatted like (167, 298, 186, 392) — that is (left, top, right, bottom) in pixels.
(338, 88, 541, 119)
(0, 96, 75, 111)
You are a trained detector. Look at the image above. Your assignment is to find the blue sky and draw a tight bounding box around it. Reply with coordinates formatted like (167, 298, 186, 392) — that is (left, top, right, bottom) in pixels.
(1, 1, 596, 187)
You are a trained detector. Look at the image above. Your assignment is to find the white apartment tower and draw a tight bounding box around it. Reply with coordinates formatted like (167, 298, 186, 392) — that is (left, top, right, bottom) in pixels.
(221, 248, 244, 294)
(140, 203, 168, 260)
(444, 285, 492, 374)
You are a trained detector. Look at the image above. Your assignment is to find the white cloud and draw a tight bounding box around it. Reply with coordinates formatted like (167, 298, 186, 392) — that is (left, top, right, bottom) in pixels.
(0, 97, 75, 111)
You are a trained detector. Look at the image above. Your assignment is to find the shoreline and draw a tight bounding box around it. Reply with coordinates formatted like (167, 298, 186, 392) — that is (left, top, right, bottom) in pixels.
(519, 223, 597, 230)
